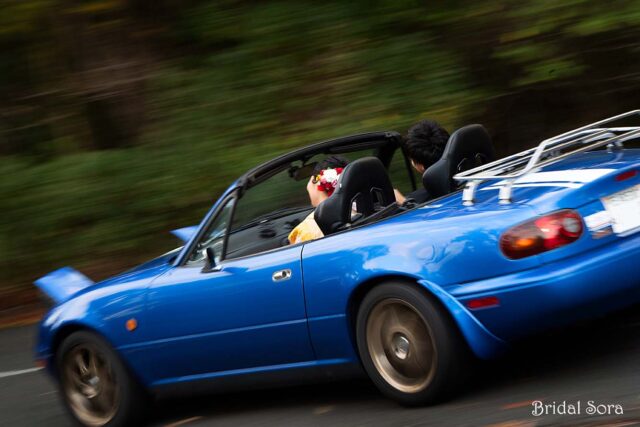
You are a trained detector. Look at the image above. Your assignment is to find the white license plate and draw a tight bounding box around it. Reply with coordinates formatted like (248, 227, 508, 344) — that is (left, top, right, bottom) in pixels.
(601, 184, 640, 235)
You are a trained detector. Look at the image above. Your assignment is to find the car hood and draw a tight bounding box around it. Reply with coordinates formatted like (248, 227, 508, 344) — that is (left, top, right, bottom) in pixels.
(34, 248, 179, 305)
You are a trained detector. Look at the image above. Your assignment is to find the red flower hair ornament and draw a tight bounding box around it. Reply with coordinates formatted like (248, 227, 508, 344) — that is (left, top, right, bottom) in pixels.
(312, 167, 343, 197)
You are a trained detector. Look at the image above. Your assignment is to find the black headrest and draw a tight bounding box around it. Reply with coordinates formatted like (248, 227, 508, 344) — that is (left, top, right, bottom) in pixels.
(422, 124, 495, 199)
(315, 157, 395, 236)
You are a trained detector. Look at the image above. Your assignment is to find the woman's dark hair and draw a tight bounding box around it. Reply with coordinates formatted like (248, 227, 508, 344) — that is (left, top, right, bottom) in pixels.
(312, 155, 349, 175)
(404, 120, 450, 169)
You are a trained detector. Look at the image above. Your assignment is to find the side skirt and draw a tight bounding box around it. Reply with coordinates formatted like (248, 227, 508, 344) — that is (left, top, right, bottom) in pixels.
(150, 360, 364, 399)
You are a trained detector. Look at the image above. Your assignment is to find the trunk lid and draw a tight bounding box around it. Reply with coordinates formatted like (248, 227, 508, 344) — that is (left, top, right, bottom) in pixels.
(475, 149, 640, 265)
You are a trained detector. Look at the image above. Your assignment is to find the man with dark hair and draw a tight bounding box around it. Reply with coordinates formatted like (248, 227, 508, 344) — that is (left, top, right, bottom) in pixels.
(396, 119, 450, 204)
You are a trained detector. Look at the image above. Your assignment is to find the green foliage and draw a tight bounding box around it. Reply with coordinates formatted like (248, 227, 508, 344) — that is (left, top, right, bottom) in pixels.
(2, 0, 640, 290)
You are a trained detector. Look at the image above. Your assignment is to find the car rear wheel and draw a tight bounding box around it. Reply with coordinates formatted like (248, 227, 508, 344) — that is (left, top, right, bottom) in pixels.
(356, 283, 469, 406)
(57, 331, 147, 427)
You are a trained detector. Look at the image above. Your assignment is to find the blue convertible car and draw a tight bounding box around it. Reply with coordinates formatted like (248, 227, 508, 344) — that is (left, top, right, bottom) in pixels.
(35, 111, 640, 426)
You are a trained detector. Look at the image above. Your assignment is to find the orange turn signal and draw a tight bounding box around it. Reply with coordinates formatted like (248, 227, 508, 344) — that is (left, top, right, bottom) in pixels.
(514, 237, 536, 249)
(126, 318, 138, 331)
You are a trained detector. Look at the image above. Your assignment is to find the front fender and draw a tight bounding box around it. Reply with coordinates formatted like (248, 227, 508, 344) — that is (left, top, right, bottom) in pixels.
(35, 278, 154, 385)
(36, 304, 107, 376)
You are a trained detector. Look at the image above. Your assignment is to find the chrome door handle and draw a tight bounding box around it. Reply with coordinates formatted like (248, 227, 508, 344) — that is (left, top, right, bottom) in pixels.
(272, 269, 292, 282)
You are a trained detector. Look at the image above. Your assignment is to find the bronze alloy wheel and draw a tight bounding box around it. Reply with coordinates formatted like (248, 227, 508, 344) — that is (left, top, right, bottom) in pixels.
(61, 343, 120, 426)
(366, 298, 437, 393)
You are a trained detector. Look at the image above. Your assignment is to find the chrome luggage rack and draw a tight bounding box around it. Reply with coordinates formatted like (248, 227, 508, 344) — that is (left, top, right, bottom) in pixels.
(453, 110, 640, 205)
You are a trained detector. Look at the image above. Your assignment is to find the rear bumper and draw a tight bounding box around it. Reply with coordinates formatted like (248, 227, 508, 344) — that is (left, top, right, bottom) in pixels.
(450, 232, 640, 341)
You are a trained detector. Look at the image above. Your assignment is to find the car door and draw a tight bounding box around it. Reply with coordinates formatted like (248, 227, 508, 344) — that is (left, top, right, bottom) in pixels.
(145, 195, 315, 382)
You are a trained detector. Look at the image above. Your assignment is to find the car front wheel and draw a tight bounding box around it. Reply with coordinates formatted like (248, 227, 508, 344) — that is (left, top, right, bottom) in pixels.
(56, 331, 147, 427)
(356, 283, 469, 406)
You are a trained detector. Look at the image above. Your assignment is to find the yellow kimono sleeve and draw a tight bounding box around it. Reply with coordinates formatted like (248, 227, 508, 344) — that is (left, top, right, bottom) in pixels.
(288, 212, 324, 244)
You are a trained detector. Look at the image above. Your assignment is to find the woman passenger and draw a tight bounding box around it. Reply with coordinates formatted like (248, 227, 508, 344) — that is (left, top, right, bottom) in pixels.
(288, 156, 349, 244)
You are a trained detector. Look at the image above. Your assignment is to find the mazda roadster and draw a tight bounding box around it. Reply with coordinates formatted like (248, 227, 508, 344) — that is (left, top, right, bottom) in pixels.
(35, 111, 640, 426)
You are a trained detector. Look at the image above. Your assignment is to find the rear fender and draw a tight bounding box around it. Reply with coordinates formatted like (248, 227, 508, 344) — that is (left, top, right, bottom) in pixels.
(417, 279, 508, 359)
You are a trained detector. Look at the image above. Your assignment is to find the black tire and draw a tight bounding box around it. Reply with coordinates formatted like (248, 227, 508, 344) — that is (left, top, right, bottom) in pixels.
(355, 282, 469, 406)
(56, 330, 148, 427)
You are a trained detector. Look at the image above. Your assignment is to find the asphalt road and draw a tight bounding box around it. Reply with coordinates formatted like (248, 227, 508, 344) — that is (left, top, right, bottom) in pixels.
(3, 307, 640, 427)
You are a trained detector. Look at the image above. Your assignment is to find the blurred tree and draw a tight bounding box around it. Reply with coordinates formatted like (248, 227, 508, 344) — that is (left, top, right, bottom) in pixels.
(0, 0, 176, 155)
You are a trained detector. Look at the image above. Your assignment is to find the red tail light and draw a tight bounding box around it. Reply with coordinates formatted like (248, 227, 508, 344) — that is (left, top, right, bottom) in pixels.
(500, 209, 584, 259)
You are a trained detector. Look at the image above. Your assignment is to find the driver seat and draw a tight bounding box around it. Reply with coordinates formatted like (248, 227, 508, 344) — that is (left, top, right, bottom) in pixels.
(422, 124, 495, 199)
(315, 157, 396, 236)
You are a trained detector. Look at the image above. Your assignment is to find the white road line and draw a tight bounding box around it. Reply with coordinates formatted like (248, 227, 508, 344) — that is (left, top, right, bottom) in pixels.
(0, 367, 43, 379)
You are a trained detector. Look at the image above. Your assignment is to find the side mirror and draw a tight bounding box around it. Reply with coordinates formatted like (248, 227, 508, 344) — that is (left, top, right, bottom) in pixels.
(202, 247, 219, 273)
